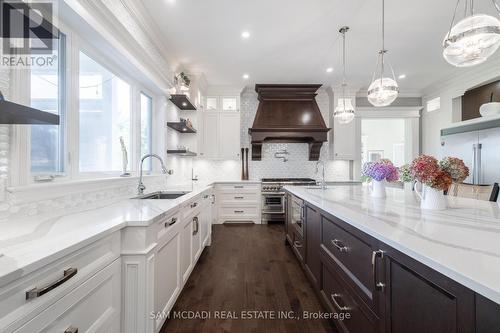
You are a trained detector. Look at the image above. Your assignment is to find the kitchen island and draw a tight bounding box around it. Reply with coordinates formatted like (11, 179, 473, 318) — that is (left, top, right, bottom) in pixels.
(284, 184, 500, 333)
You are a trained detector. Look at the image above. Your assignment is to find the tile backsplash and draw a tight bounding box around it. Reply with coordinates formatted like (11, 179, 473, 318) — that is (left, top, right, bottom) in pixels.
(168, 88, 351, 185)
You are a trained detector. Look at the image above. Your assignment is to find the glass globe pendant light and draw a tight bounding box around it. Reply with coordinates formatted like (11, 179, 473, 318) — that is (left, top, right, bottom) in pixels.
(443, 0, 500, 67)
(367, 0, 399, 107)
(334, 26, 355, 124)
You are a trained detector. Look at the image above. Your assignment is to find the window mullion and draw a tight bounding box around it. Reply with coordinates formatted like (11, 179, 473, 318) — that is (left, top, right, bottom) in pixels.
(66, 32, 80, 180)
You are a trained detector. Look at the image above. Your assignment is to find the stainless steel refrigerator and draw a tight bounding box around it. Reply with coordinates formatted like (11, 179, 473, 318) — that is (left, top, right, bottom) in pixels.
(441, 121, 500, 185)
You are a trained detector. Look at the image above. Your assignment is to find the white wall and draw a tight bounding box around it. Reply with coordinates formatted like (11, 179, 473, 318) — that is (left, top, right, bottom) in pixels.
(362, 119, 405, 165)
(422, 56, 500, 157)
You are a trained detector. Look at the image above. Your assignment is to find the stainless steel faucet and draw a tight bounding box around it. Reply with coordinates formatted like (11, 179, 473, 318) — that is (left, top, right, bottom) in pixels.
(316, 160, 327, 190)
(137, 154, 171, 195)
(191, 168, 199, 191)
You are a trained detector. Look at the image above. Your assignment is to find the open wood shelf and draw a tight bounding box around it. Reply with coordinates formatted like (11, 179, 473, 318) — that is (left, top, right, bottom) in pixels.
(169, 94, 197, 111)
(167, 121, 197, 133)
(167, 149, 197, 157)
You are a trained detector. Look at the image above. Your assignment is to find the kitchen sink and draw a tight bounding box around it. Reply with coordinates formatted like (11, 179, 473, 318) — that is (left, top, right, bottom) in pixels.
(134, 191, 190, 200)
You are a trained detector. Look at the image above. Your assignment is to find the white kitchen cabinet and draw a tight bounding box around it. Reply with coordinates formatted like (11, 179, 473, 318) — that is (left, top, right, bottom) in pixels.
(206, 97, 218, 111)
(201, 111, 219, 159)
(0, 233, 120, 333)
(219, 112, 241, 159)
(222, 97, 238, 111)
(15, 259, 121, 333)
(200, 94, 241, 160)
(216, 182, 261, 224)
(179, 217, 193, 284)
(4, 189, 215, 333)
(154, 227, 180, 332)
(332, 116, 357, 160)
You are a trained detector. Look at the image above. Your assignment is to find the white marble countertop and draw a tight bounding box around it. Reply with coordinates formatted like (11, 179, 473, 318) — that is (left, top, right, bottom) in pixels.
(0, 185, 213, 288)
(284, 184, 500, 304)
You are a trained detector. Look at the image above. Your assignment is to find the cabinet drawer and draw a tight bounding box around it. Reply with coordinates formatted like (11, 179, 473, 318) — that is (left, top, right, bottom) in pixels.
(217, 183, 260, 193)
(0, 233, 120, 332)
(219, 192, 259, 205)
(15, 259, 121, 333)
(321, 216, 374, 302)
(219, 206, 259, 218)
(157, 211, 180, 241)
(182, 197, 202, 220)
(321, 263, 376, 333)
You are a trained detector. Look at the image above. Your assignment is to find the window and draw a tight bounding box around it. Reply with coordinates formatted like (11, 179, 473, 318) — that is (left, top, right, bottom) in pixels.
(426, 97, 441, 112)
(79, 51, 131, 173)
(140, 92, 153, 170)
(30, 34, 66, 174)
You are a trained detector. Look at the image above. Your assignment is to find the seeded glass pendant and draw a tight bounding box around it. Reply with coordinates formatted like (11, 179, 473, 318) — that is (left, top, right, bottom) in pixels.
(443, 0, 500, 67)
(334, 26, 355, 124)
(334, 98, 355, 124)
(367, 0, 399, 107)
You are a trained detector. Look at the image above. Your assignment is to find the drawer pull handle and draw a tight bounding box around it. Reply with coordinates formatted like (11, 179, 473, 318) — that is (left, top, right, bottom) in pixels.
(192, 216, 199, 235)
(191, 202, 198, 208)
(293, 241, 303, 249)
(26, 268, 78, 300)
(203, 195, 209, 199)
(234, 196, 244, 199)
(372, 250, 386, 292)
(166, 217, 177, 227)
(64, 327, 79, 333)
(332, 239, 349, 253)
(234, 210, 244, 214)
(331, 293, 351, 312)
(234, 185, 244, 189)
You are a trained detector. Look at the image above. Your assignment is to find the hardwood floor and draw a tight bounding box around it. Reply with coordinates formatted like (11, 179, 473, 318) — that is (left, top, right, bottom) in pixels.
(160, 224, 337, 333)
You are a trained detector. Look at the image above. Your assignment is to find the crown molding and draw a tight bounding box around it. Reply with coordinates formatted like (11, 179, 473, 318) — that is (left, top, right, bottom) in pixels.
(65, 0, 174, 92)
(421, 55, 500, 99)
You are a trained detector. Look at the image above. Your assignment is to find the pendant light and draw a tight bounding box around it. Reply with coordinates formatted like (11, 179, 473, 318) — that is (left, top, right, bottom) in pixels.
(443, 0, 500, 67)
(334, 26, 355, 125)
(367, 0, 399, 107)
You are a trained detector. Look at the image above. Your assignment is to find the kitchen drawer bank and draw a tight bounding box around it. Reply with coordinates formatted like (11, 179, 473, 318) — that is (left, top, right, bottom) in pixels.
(0, 186, 215, 333)
(215, 181, 261, 224)
(284, 187, 500, 333)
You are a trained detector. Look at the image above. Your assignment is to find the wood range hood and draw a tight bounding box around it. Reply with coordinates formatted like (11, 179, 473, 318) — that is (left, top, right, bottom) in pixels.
(248, 84, 331, 161)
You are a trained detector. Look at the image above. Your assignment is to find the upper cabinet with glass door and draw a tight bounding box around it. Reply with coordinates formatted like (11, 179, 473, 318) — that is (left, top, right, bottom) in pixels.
(222, 97, 238, 111)
(205, 96, 239, 112)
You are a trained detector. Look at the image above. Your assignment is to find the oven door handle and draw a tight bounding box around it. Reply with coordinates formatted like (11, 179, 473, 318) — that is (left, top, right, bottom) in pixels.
(261, 192, 286, 195)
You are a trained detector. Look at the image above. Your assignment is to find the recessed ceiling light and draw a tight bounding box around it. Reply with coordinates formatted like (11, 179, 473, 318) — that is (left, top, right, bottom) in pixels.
(167, 0, 176, 4)
(241, 31, 251, 39)
(326, 67, 334, 73)
(398, 74, 406, 79)
(242, 74, 249, 79)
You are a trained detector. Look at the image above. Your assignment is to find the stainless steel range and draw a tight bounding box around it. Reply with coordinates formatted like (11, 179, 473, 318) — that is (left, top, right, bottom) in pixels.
(261, 178, 316, 224)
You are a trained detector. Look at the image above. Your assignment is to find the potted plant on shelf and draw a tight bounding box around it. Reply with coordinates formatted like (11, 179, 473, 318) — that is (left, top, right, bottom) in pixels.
(405, 155, 469, 210)
(362, 159, 399, 198)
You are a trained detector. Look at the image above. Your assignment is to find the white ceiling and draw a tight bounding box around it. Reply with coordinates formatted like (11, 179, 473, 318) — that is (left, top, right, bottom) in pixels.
(142, 0, 500, 93)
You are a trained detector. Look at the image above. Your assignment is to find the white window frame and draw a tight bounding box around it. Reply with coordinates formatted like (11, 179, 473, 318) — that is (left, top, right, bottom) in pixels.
(9, 21, 162, 187)
(138, 90, 154, 173)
